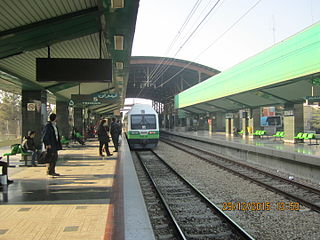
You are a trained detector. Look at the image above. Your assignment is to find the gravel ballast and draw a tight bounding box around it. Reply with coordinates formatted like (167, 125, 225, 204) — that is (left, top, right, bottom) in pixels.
(154, 142, 320, 240)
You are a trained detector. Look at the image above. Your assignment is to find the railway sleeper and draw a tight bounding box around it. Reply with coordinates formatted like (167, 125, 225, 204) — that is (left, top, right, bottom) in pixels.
(185, 230, 236, 240)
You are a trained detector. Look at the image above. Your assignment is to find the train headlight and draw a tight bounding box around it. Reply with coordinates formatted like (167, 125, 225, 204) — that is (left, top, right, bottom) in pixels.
(148, 131, 157, 134)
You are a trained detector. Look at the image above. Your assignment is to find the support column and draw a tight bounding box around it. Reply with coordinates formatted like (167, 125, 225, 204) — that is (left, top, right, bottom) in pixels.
(22, 90, 47, 147)
(56, 101, 71, 138)
(215, 112, 225, 131)
(248, 108, 260, 138)
(74, 107, 84, 135)
(225, 114, 234, 135)
(283, 103, 304, 143)
(186, 117, 191, 130)
(241, 111, 249, 137)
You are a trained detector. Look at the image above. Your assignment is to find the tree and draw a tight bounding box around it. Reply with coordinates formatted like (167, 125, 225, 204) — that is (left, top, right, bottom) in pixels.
(0, 90, 21, 138)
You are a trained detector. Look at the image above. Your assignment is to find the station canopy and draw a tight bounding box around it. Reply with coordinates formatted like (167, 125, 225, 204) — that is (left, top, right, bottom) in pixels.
(126, 56, 219, 103)
(0, 0, 139, 115)
(175, 21, 320, 114)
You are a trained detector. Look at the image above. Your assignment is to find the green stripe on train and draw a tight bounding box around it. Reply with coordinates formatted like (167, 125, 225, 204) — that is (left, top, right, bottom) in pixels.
(127, 131, 160, 139)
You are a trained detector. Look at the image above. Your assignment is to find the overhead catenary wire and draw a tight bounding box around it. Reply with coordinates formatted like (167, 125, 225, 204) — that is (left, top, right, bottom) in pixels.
(155, 0, 264, 90)
(138, 0, 223, 97)
(148, 0, 228, 89)
(147, 0, 203, 81)
(148, 0, 223, 84)
(174, 0, 222, 56)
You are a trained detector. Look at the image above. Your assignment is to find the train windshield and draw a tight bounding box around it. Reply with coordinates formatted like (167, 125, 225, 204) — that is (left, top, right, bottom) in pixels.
(131, 114, 156, 129)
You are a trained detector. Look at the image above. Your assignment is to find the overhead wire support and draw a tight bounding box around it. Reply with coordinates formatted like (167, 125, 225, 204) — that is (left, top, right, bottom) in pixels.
(157, 0, 264, 89)
(139, 0, 222, 97)
(147, 0, 203, 81)
(144, 0, 224, 94)
(174, 0, 222, 56)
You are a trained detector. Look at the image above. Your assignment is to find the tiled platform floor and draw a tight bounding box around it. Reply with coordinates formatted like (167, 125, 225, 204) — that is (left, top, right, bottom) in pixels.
(0, 140, 117, 240)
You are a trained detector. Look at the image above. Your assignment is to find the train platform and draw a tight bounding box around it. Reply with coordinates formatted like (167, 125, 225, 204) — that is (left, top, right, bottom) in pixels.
(162, 129, 320, 183)
(0, 138, 154, 240)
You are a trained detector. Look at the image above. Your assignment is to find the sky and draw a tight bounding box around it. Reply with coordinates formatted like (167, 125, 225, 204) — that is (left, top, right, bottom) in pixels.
(132, 0, 320, 72)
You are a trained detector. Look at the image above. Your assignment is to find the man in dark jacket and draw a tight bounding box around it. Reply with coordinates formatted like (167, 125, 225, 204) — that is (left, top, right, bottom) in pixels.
(110, 118, 120, 152)
(42, 113, 62, 176)
(22, 131, 39, 166)
(97, 119, 112, 157)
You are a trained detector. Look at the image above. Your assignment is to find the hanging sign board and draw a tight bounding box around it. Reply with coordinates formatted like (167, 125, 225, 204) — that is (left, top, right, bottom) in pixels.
(71, 94, 117, 106)
(36, 58, 112, 82)
(69, 99, 75, 107)
(92, 92, 118, 100)
(225, 113, 233, 119)
(71, 94, 102, 106)
(305, 96, 320, 105)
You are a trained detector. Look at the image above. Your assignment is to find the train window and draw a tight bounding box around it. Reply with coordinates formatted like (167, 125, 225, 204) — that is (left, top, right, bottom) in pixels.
(131, 114, 156, 129)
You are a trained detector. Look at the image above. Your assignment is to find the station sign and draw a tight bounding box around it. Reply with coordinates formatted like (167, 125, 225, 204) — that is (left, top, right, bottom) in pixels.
(225, 113, 233, 119)
(71, 94, 117, 106)
(305, 96, 320, 101)
(69, 99, 75, 107)
(92, 92, 118, 100)
(305, 96, 320, 105)
(27, 103, 36, 111)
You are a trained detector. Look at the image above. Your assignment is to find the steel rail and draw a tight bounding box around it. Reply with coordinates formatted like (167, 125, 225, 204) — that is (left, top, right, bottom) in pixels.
(136, 150, 255, 240)
(160, 136, 320, 213)
(135, 151, 187, 240)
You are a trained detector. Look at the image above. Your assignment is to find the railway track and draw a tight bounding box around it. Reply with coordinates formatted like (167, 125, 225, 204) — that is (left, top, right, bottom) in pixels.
(133, 151, 183, 240)
(135, 150, 254, 240)
(160, 133, 320, 213)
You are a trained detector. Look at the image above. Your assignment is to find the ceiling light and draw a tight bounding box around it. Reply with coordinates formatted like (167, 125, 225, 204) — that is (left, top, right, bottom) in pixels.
(116, 76, 123, 82)
(114, 35, 124, 50)
(115, 61, 124, 69)
(111, 0, 124, 8)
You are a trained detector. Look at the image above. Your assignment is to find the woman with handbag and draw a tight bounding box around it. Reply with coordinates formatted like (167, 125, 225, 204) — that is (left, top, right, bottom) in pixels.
(97, 119, 113, 157)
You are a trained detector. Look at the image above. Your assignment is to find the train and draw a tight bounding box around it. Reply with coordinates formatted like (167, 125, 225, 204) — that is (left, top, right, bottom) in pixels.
(123, 104, 159, 149)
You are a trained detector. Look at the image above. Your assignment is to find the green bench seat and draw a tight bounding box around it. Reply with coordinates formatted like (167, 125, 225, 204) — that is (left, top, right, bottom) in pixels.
(3, 144, 21, 167)
(18, 145, 33, 166)
(3, 144, 32, 167)
(61, 136, 70, 146)
(304, 133, 319, 145)
(294, 132, 319, 144)
(253, 130, 266, 137)
(238, 130, 244, 135)
(273, 131, 284, 140)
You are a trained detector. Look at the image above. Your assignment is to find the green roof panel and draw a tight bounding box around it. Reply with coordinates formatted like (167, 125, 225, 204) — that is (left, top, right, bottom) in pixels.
(175, 22, 320, 109)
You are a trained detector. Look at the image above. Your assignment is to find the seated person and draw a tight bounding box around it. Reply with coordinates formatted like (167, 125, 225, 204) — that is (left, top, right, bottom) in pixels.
(72, 128, 85, 145)
(0, 157, 13, 185)
(233, 127, 240, 136)
(22, 131, 39, 167)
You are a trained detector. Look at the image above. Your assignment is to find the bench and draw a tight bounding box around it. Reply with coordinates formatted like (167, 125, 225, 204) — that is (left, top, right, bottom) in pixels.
(61, 136, 70, 147)
(253, 130, 266, 138)
(2, 144, 33, 167)
(273, 131, 284, 140)
(304, 133, 319, 145)
(18, 145, 33, 166)
(3, 144, 20, 167)
(294, 132, 319, 145)
(238, 130, 244, 136)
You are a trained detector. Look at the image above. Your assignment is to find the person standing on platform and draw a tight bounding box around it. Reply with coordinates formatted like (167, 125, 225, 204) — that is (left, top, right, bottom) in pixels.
(97, 119, 113, 157)
(110, 118, 120, 152)
(42, 113, 62, 176)
(117, 119, 122, 146)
